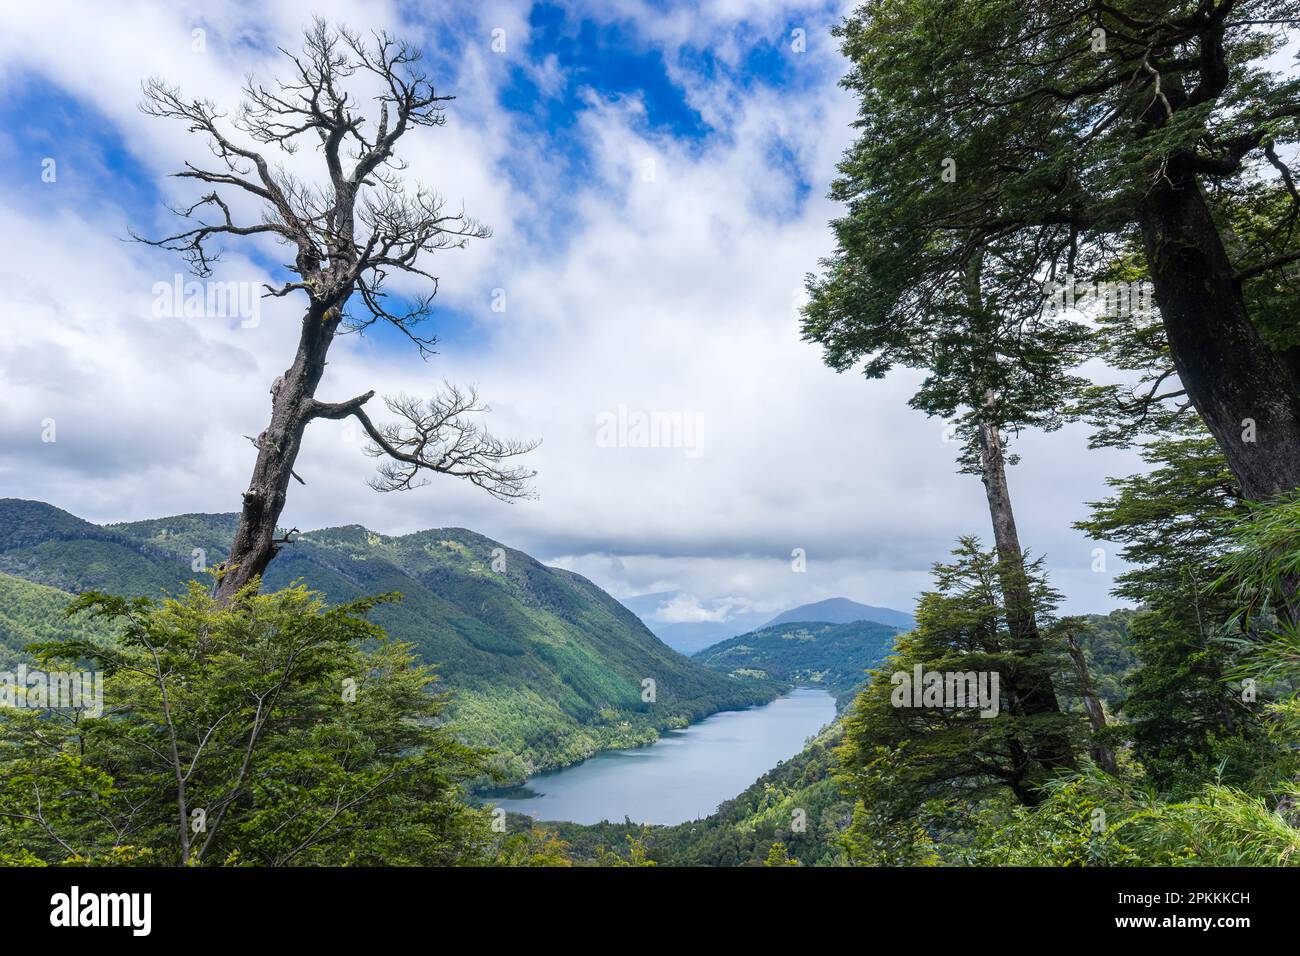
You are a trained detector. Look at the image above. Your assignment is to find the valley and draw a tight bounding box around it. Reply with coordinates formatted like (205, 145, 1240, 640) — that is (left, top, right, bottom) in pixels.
(0, 498, 1146, 867)
(6, 0, 1300, 887)
(0, 496, 913, 859)
(0, 499, 778, 783)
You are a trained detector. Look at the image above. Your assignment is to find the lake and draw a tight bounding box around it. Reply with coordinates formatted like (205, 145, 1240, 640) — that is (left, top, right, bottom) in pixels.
(482, 686, 836, 825)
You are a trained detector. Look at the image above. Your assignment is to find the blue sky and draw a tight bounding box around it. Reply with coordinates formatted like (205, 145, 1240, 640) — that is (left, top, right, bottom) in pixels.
(0, 1, 832, 351)
(0, 0, 1143, 622)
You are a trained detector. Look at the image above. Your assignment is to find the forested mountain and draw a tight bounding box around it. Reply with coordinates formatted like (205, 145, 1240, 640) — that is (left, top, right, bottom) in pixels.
(762, 598, 915, 631)
(623, 593, 915, 656)
(1071, 609, 1139, 707)
(0, 499, 775, 781)
(694, 620, 899, 706)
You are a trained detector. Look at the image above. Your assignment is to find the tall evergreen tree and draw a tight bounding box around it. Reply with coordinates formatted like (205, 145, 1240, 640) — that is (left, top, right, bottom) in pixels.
(805, 240, 1088, 773)
(837, 539, 1085, 824)
(813, 0, 1300, 502)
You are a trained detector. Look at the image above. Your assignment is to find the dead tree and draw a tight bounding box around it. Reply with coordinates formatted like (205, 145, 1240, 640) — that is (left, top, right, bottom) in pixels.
(136, 20, 536, 600)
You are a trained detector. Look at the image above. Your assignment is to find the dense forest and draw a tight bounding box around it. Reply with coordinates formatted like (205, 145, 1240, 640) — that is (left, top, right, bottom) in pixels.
(793, 0, 1300, 868)
(0, 573, 119, 670)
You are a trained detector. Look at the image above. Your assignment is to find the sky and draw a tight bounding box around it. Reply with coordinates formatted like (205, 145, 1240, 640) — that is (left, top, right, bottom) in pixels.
(0, 0, 1148, 625)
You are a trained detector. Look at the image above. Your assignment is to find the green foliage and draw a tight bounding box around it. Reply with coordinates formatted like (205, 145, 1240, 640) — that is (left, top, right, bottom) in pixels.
(0, 572, 119, 669)
(808, 0, 1300, 321)
(953, 493, 1300, 867)
(0, 582, 496, 866)
(694, 620, 899, 707)
(1118, 612, 1269, 794)
(968, 769, 1300, 867)
(763, 841, 799, 866)
(593, 832, 658, 867)
(1218, 492, 1300, 628)
(1070, 610, 1138, 707)
(492, 827, 573, 867)
(1079, 428, 1244, 608)
(1077, 427, 1269, 791)
(838, 747, 947, 867)
(961, 773, 1139, 867)
(837, 538, 1087, 815)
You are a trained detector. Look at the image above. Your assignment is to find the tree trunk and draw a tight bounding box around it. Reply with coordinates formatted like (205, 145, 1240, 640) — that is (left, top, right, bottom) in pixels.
(216, 303, 341, 601)
(1062, 628, 1118, 774)
(977, 419, 1076, 773)
(1139, 169, 1300, 502)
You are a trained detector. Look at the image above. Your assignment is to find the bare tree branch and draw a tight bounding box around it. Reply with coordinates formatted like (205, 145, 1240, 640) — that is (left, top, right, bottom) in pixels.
(309, 384, 538, 499)
(136, 17, 490, 329)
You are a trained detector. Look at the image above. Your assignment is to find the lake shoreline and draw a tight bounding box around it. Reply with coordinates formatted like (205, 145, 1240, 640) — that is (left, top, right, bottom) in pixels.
(478, 685, 837, 825)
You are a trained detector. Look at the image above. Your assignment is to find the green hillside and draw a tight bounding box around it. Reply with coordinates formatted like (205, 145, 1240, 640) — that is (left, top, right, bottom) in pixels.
(0, 572, 120, 670)
(0, 499, 775, 781)
(694, 620, 899, 706)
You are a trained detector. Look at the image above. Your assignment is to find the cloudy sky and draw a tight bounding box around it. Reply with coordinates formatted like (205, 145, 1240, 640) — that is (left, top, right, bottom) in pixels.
(0, 0, 1145, 624)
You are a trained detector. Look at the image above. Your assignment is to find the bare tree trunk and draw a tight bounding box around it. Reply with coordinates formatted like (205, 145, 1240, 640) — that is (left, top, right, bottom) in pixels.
(1140, 169, 1300, 624)
(1061, 628, 1118, 774)
(217, 304, 342, 601)
(977, 419, 1076, 772)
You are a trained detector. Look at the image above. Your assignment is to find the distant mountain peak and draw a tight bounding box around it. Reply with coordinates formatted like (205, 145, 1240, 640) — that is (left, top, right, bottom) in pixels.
(762, 597, 915, 632)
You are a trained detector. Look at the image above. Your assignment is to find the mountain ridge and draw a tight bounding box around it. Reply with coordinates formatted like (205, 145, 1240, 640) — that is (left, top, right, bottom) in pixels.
(0, 498, 777, 782)
(624, 589, 915, 655)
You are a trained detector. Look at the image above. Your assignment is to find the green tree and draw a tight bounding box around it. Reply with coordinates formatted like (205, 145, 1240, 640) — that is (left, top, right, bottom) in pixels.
(594, 832, 658, 867)
(763, 841, 800, 866)
(493, 827, 573, 867)
(1076, 426, 1268, 791)
(842, 494, 1300, 866)
(0, 582, 493, 865)
(836, 539, 1085, 831)
(813, 0, 1300, 502)
(805, 237, 1091, 773)
(980, 492, 1300, 866)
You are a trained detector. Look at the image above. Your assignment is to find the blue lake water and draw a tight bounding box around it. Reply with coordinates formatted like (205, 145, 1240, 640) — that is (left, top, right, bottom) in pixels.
(482, 686, 836, 825)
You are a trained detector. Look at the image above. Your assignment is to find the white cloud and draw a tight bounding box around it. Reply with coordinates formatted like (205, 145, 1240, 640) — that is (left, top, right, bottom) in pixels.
(647, 593, 735, 624)
(0, 0, 1141, 619)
